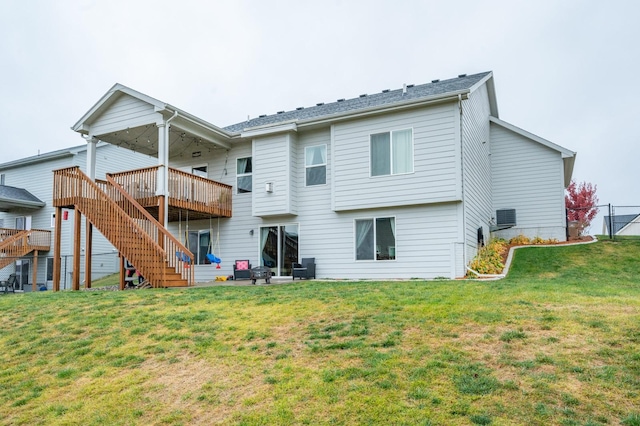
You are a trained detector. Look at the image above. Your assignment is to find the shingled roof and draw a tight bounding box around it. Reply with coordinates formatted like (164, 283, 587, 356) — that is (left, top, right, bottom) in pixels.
(0, 185, 45, 211)
(223, 71, 492, 133)
(603, 214, 640, 235)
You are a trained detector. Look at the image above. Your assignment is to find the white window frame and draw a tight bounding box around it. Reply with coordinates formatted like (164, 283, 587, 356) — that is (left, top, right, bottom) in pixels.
(305, 144, 327, 186)
(236, 156, 252, 194)
(369, 128, 414, 177)
(354, 216, 397, 261)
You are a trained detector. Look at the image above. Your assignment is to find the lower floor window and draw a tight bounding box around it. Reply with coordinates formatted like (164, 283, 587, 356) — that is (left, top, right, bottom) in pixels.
(355, 217, 396, 260)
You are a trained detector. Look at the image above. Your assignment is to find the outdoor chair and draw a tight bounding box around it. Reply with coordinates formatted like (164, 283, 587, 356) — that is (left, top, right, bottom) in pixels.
(292, 258, 316, 280)
(233, 260, 252, 280)
(1, 273, 17, 294)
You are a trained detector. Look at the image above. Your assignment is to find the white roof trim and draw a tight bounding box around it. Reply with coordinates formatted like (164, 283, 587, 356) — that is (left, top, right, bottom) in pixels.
(617, 214, 640, 235)
(490, 116, 576, 187)
(71, 83, 234, 146)
(489, 116, 575, 158)
(468, 71, 498, 117)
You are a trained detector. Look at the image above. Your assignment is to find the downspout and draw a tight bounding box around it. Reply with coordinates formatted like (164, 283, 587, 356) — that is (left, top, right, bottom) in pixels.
(458, 93, 467, 271)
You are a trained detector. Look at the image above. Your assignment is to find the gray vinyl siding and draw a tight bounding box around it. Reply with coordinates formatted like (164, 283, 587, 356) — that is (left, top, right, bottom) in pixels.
(461, 84, 493, 263)
(331, 104, 461, 212)
(490, 123, 567, 240)
(90, 94, 162, 136)
(252, 134, 296, 216)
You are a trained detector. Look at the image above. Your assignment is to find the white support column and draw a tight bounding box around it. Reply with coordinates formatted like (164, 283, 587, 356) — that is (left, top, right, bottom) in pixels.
(156, 122, 170, 228)
(86, 135, 97, 180)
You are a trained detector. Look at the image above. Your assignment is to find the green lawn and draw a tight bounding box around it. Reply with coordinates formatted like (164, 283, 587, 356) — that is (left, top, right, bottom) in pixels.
(1, 239, 639, 425)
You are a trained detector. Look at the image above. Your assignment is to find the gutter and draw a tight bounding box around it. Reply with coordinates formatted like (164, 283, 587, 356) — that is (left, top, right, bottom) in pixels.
(229, 90, 471, 138)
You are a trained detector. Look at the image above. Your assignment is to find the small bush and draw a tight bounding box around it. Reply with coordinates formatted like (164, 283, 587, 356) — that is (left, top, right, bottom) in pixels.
(469, 239, 507, 274)
(509, 234, 530, 245)
(531, 236, 545, 245)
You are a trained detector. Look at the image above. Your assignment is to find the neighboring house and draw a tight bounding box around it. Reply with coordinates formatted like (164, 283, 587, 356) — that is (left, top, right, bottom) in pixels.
(602, 214, 640, 236)
(52, 70, 575, 286)
(0, 143, 156, 290)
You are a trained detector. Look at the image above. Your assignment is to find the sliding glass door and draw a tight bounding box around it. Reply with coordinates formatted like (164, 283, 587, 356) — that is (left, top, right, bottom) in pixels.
(259, 224, 299, 276)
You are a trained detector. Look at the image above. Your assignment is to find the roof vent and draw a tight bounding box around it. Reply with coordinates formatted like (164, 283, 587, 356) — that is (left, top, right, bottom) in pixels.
(382, 89, 390, 93)
(431, 79, 440, 83)
(316, 103, 324, 106)
(337, 98, 345, 102)
(359, 94, 367, 98)
(407, 84, 414, 88)
(259, 114, 267, 118)
(458, 74, 467, 78)
(277, 111, 285, 114)
(296, 107, 304, 110)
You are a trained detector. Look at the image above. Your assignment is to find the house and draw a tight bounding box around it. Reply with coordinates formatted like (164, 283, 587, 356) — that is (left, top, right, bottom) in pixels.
(602, 214, 640, 236)
(0, 143, 156, 290)
(52, 71, 576, 288)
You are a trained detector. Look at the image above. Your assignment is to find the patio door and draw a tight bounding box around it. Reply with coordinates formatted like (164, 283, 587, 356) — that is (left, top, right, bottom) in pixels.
(259, 224, 298, 276)
(15, 259, 29, 291)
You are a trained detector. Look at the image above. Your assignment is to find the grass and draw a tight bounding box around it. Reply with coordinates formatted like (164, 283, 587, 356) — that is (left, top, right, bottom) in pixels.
(0, 238, 638, 425)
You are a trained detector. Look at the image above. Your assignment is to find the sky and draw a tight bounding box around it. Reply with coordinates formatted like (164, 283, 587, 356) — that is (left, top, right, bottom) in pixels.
(1, 0, 639, 229)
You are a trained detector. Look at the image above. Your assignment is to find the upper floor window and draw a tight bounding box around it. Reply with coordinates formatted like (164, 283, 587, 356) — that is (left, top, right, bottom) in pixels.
(305, 145, 327, 186)
(370, 129, 413, 176)
(237, 157, 252, 193)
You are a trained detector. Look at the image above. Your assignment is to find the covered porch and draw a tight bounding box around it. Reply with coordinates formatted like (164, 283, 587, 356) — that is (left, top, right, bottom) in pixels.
(71, 82, 236, 226)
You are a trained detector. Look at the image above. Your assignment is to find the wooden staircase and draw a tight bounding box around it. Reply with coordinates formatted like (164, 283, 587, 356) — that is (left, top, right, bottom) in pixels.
(0, 229, 51, 270)
(53, 166, 193, 288)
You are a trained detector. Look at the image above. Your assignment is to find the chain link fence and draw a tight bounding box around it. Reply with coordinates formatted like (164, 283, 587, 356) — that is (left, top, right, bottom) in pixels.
(0, 251, 119, 292)
(567, 204, 640, 240)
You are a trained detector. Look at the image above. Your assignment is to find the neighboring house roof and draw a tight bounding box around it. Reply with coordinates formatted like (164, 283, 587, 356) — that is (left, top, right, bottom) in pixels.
(224, 71, 494, 133)
(489, 116, 576, 187)
(0, 185, 46, 211)
(603, 214, 640, 235)
(0, 142, 109, 170)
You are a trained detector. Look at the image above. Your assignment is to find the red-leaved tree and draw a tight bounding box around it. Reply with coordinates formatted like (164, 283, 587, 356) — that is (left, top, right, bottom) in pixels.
(565, 180, 599, 235)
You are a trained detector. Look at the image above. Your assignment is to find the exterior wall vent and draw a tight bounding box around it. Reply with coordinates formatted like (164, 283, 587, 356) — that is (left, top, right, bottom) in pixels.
(496, 209, 516, 227)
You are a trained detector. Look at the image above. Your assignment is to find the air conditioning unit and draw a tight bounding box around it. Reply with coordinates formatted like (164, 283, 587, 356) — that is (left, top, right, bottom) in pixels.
(496, 209, 516, 227)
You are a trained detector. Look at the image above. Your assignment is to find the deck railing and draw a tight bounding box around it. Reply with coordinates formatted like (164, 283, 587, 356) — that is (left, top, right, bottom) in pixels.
(53, 166, 193, 287)
(108, 166, 232, 217)
(0, 228, 51, 270)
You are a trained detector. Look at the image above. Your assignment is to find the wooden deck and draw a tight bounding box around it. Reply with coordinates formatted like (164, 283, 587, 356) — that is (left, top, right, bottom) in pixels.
(109, 166, 232, 221)
(56, 166, 232, 222)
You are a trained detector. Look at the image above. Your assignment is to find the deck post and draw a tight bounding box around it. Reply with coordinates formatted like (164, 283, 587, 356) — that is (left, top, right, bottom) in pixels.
(53, 207, 62, 291)
(85, 222, 93, 288)
(32, 250, 38, 291)
(72, 209, 81, 291)
(119, 253, 126, 291)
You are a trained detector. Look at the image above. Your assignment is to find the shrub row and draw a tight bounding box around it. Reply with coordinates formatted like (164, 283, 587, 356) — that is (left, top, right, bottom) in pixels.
(468, 235, 559, 276)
